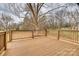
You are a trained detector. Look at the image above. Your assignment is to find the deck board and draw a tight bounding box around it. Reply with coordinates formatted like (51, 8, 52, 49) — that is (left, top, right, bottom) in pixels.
(4, 36, 79, 56)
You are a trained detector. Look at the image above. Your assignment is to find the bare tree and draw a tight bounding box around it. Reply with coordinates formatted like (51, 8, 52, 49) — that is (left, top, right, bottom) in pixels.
(6, 3, 68, 37)
(0, 13, 14, 31)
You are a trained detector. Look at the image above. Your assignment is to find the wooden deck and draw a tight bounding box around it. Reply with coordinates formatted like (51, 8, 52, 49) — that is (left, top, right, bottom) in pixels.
(4, 36, 79, 56)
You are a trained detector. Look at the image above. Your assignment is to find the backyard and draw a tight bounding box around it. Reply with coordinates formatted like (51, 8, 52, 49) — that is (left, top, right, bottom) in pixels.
(0, 3, 79, 56)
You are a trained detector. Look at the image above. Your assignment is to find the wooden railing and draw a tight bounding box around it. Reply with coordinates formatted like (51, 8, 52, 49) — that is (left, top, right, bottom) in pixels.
(0, 31, 6, 55)
(58, 29, 79, 43)
(8, 30, 45, 40)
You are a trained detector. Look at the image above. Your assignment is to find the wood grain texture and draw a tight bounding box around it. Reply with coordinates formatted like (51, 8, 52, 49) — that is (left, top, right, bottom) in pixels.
(4, 35, 79, 56)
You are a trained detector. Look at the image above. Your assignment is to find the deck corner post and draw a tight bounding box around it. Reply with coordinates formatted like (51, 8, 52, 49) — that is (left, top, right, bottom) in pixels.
(9, 30, 12, 42)
(4, 32, 7, 50)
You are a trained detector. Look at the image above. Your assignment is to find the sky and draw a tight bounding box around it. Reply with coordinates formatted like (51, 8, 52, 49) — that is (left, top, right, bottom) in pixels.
(0, 3, 21, 23)
(0, 3, 78, 23)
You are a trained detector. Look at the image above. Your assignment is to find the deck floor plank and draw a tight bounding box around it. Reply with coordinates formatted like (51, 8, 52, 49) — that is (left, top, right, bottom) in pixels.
(4, 36, 79, 56)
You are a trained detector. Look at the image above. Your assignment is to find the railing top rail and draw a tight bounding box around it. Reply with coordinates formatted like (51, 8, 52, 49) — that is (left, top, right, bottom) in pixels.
(11, 30, 44, 32)
(58, 29, 79, 32)
(0, 31, 6, 32)
(0, 31, 6, 35)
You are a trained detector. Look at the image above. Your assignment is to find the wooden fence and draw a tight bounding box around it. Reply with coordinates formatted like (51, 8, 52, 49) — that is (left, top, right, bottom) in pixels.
(0, 30, 46, 55)
(0, 31, 6, 55)
(8, 30, 46, 40)
(58, 29, 79, 43)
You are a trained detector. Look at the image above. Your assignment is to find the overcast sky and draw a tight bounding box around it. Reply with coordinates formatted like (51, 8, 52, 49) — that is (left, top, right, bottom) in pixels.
(0, 3, 78, 23)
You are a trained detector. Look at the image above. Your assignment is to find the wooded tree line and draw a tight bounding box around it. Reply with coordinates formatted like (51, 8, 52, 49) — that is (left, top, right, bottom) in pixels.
(0, 3, 79, 31)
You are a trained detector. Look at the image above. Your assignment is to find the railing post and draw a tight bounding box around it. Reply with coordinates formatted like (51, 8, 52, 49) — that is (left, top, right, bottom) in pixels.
(9, 31, 12, 42)
(32, 30, 34, 39)
(45, 29, 47, 36)
(4, 32, 7, 50)
(58, 30, 60, 40)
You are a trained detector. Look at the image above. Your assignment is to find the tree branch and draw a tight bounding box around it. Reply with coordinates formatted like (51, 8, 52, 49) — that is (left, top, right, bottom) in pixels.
(39, 5, 67, 17)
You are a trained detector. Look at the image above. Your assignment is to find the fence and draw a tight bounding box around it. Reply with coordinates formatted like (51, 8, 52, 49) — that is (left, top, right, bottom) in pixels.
(58, 29, 79, 43)
(0, 30, 46, 55)
(9, 30, 45, 40)
(0, 31, 6, 55)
